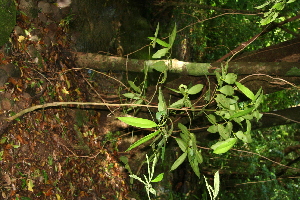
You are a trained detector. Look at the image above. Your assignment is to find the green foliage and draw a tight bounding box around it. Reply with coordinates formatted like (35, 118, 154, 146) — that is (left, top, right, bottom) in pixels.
(206, 63, 263, 153)
(119, 24, 267, 199)
(129, 154, 164, 200)
(171, 123, 203, 178)
(0, 0, 16, 47)
(256, 0, 297, 25)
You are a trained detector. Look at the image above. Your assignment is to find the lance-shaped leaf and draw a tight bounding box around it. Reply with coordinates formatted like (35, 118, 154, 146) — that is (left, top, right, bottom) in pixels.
(148, 37, 170, 48)
(118, 117, 157, 128)
(128, 81, 141, 93)
(170, 152, 187, 171)
(126, 130, 160, 152)
(229, 107, 254, 119)
(175, 138, 188, 152)
(235, 82, 255, 101)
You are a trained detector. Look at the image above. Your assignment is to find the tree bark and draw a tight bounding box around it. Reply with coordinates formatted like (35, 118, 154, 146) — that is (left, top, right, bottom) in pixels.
(254, 106, 300, 129)
(74, 52, 300, 76)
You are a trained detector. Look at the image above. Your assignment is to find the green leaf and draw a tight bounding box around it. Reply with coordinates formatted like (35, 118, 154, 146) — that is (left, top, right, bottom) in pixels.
(207, 125, 218, 133)
(235, 82, 255, 101)
(118, 117, 157, 128)
(128, 81, 141, 93)
(148, 37, 170, 48)
(196, 150, 203, 164)
(152, 48, 169, 59)
(178, 123, 190, 135)
(166, 86, 181, 94)
(119, 156, 128, 164)
(229, 107, 254, 119)
(211, 138, 237, 154)
(156, 38, 170, 48)
(152, 61, 167, 72)
(190, 158, 200, 178)
(216, 71, 223, 87)
(187, 84, 204, 95)
(169, 24, 177, 48)
(158, 87, 167, 112)
(126, 130, 160, 151)
(226, 122, 233, 134)
(151, 173, 164, 182)
(235, 131, 252, 143)
(150, 23, 159, 48)
(254, 91, 264, 109)
(169, 98, 185, 108)
(207, 114, 216, 124)
(272, 2, 285, 10)
(122, 93, 140, 100)
(175, 138, 188, 152)
(224, 73, 237, 84)
(218, 124, 230, 140)
(254, 87, 262, 101)
(215, 94, 230, 109)
(219, 85, 234, 96)
(253, 110, 263, 121)
(170, 152, 187, 171)
(255, 1, 271, 9)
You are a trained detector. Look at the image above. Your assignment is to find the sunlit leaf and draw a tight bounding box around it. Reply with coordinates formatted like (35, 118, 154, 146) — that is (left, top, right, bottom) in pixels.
(272, 2, 284, 10)
(152, 48, 169, 58)
(151, 173, 164, 182)
(218, 124, 230, 140)
(216, 71, 223, 87)
(235, 82, 255, 101)
(211, 138, 237, 154)
(215, 94, 230, 109)
(170, 152, 187, 171)
(224, 73, 237, 84)
(219, 85, 234, 96)
(126, 130, 160, 152)
(207, 114, 216, 124)
(187, 84, 204, 95)
(152, 61, 167, 72)
(207, 125, 218, 133)
(235, 131, 252, 143)
(118, 117, 157, 128)
(255, 1, 271, 9)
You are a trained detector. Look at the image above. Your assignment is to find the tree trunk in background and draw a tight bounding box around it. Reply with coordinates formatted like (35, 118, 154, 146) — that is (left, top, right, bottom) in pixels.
(233, 37, 300, 62)
(254, 106, 300, 130)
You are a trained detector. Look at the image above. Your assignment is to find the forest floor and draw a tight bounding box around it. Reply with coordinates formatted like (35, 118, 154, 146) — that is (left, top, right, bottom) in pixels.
(0, 1, 137, 199)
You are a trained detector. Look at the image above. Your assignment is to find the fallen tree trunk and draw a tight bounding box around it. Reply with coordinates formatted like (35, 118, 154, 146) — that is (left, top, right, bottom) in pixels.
(73, 52, 300, 76)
